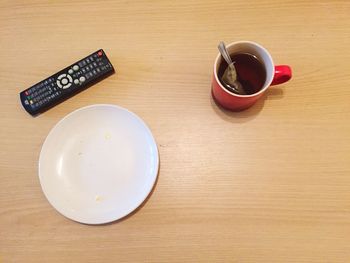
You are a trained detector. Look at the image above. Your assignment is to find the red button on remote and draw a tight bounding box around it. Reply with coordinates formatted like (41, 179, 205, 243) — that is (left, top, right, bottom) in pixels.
(97, 51, 103, 57)
(25, 91, 29, 95)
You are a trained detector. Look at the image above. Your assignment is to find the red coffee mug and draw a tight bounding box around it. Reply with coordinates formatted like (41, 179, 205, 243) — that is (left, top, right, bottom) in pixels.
(212, 41, 292, 111)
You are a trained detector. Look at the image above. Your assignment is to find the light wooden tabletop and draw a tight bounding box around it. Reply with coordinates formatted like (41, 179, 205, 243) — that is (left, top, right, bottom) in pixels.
(1, 1, 350, 262)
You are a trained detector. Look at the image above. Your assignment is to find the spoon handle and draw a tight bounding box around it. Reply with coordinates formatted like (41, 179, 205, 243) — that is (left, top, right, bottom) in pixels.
(218, 42, 233, 65)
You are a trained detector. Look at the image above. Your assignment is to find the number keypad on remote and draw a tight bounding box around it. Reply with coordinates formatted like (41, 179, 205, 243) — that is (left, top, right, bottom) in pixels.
(20, 49, 115, 116)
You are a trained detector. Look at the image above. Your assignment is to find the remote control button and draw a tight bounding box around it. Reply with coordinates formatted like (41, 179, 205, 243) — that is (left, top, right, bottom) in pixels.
(62, 83, 72, 89)
(57, 74, 66, 80)
(67, 75, 73, 82)
(24, 100, 29, 105)
(68, 69, 74, 74)
(79, 76, 86, 82)
(98, 51, 103, 57)
(73, 65, 79, 71)
(56, 80, 63, 88)
(61, 78, 68, 85)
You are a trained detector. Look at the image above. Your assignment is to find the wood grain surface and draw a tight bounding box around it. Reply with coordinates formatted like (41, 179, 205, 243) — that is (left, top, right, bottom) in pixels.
(1, 0, 350, 262)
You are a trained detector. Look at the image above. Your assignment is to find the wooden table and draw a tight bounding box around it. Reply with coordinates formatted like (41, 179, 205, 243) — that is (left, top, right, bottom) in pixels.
(1, 1, 350, 262)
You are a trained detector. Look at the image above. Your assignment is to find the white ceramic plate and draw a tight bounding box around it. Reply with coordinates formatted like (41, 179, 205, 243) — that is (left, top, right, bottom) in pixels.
(39, 104, 159, 224)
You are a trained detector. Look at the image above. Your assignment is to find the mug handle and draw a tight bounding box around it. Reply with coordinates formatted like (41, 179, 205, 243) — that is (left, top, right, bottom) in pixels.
(271, 65, 292, 85)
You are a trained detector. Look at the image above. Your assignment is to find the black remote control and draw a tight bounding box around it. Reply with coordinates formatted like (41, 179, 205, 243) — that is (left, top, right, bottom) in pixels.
(20, 49, 115, 116)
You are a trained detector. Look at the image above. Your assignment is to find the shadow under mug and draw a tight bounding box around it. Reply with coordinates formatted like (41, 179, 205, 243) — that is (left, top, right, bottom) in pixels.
(212, 41, 292, 111)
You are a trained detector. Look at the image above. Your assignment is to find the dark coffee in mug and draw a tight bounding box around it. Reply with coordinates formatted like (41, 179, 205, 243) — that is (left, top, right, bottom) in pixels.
(218, 53, 266, 95)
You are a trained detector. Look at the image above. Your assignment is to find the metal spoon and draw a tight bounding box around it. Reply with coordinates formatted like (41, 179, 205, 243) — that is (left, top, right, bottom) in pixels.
(217, 42, 246, 95)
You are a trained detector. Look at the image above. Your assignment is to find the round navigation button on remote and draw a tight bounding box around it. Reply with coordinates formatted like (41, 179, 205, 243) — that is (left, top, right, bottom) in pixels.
(79, 76, 86, 82)
(57, 74, 66, 80)
(56, 80, 63, 89)
(68, 69, 74, 74)
(62, 83, 72, 89)
(74, 79, 79, 84)
(61, 78, 68, 85)
(73, 65, 79, 71)
(67, 75, 73, 82)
